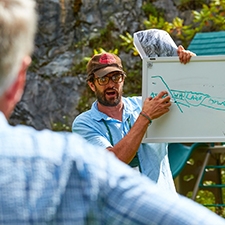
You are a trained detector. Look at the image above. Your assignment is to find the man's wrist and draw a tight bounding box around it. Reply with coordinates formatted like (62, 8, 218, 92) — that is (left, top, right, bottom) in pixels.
(140, 111, 152, 124)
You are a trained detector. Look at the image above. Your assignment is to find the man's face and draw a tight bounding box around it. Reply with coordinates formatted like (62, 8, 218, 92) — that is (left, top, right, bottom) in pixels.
(90, 71, 125, 107)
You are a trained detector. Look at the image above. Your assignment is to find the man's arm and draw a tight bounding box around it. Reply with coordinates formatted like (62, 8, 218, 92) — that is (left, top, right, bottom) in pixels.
(103, 159, 225, 225)
(107, 91, 171, 164)
(90, 145, 225, 225)
(107, 46, 195, 163)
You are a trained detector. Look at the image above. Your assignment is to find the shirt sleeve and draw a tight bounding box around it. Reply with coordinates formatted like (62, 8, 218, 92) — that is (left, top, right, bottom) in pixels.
(72, 116, 112, 149)
(92, 148, 225, 225)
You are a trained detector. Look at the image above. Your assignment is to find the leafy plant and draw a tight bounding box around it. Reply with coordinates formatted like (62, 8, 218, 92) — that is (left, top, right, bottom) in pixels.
(121, 0, 225, 51)
(88, 21, 121, 51)
(142, 1, 159, 17)
(52, 116, 71, 132)
(144, 16, 174, 33)
(177, 0, 208, 11)
(119, 32, 139, 55)
(192, 0, 225, 32)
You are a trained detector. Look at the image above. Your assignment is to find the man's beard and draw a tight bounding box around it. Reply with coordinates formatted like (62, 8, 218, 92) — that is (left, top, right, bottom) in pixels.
(95, 87, 122, 106)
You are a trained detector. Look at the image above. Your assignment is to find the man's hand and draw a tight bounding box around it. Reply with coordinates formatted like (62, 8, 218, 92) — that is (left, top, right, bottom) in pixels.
(142, 91, 171, 120)
(177, 45, 196, 64)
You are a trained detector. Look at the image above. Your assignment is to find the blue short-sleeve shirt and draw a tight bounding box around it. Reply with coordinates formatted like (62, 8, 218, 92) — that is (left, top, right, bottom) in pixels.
(72, 96, 176, 193)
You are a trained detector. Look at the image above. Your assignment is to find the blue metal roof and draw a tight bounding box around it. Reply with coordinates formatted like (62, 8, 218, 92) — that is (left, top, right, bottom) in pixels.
(187, 31, 225, 56)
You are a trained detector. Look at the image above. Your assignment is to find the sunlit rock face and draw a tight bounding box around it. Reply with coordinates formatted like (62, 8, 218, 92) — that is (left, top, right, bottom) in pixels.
(9, 0, 188, 131)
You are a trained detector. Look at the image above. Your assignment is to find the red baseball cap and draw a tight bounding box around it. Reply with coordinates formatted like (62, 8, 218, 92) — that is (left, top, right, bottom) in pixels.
(86, 53, 125, 80)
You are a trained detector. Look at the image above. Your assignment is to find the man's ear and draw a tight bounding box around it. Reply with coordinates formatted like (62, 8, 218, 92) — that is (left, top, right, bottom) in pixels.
(88, 80, 96, 92)
(2, 56, 31, 119)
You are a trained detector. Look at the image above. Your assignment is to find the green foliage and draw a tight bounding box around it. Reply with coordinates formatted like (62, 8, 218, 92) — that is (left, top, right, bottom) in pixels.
(188, 190, 215, 206)
(75, 0, 225, 115)
(85, 48, 119, 62)
(142, 1, 162, 17)
(123, 60, 142, 96)
(89, 21, 121, 51)
(52, 116, 71, 132)
(76, 86, 95, 113)
(69, 58, 88, 77)
(124, 0, 225, 50)
(119, 32, 139, 55)
(177, 0, 208, 11)
(187, 189, 225, 217)
(76, 0, 225, 113)
(144, 16, 173, 33)
(192, 0, 225, 32)
(184, 164, 225, 218)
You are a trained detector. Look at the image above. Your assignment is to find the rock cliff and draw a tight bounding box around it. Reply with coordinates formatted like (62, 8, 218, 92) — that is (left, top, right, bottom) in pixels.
(9, 0, 192, 131)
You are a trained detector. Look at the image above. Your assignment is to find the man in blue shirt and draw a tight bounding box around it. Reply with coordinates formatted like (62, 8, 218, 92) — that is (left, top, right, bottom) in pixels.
(72, 50, 195, 193)
(1, 0, 225, 224)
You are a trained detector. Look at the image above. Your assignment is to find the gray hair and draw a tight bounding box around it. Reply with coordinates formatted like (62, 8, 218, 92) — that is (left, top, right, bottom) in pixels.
(0, 0, 37, 96)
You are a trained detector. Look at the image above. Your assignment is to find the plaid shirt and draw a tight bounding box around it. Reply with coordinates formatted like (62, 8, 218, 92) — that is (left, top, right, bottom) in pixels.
(0, 112, 225, 224)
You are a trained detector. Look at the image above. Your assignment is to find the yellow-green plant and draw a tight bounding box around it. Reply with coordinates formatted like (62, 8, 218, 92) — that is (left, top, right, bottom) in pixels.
(119, 32, 139, 55)
(192, 0, 225, 32)
(122, 0, 225, 51)
(84, 48, 119, 63)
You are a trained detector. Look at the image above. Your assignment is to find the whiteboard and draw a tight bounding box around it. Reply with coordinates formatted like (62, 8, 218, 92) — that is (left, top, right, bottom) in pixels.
(142, 55, 225, 143)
